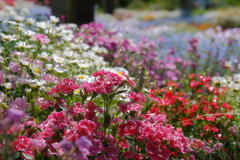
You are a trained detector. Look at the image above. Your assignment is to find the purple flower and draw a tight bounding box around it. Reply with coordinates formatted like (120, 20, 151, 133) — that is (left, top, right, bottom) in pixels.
(32, 139, 47, 152)
(203, 146, 213, 154)
(0, 70, 4, 85)
(9, 62, 19, 73)
(10, 97, 27, 112)
(213, 143, 223, 150)
(6, 108, 24, 123)
(75, 136, 92, 156)
(60, 139, 74, 152)
(228, 125, 239, 137)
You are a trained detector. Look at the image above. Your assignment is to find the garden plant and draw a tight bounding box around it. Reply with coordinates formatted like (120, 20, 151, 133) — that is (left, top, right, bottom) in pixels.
(0, 2, 240, 160)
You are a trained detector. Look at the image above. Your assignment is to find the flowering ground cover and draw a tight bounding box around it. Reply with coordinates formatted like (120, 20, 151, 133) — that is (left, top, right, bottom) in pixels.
(0, 2, 240, 160)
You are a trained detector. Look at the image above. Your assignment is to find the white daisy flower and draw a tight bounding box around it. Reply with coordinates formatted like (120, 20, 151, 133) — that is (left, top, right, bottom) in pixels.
(31, 65, 45, 77)
(49, 15, 60, 24)
(19, 59, 29, 66)
(53, 56, 67, 64)
(26, 18, 35, 25)
(38, 52, 50, 59)
(0, 33, 17, 42)
(54, 66, 67, 73)
(15, 41, 32, 49)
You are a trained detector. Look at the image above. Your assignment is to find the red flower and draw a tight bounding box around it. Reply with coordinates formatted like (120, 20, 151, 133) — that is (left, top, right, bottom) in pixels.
(222, 103, 232, 111)
(198, 75, 211, 83)
(146, 142, 171, 160)
(12, 136, 34, 158)
(181, 118, 194, 127)
(118, 120, 137, 137)
(203, 124, 219, 132)
(190, 80, 202, 88)
(48, 78, 80, 95)
(119, 102, 142, 113)
(128, 92, 146, 103)
(225, 114, 234, 120)
(90, 70, 123, 94)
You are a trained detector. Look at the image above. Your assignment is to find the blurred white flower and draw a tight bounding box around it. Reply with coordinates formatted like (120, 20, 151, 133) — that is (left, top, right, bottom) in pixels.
(49, 15, 60, 24)
(228, 81, 240, 91)
(31, 65, 45, 77)
(5, 83, 12, 89)
(0, 33, 17, 42)
(19, 59, 29, 66)
(45, 64, 53, 71)
(23, 30, 36, 37)
(75, 74, 90, 82)
(26, 18, 35, 25)
(77, 60, 92, 69)
(233, 74, 240, 83)
(14, 15, 24, 22)
(15, 41, 32, 49)
(0, 47, 3, 54)
(225, 61, 232, 68)
(54, 66, 67, 73)
(36, 21, 48, 29)
(39, 52, 50, 59)
(53, 56, 67, 64)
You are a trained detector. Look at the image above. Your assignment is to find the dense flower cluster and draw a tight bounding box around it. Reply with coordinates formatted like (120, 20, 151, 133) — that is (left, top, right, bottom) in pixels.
(0, 1, 239, 160)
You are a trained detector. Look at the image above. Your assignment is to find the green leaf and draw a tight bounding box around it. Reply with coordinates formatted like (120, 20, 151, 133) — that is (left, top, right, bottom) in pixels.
(12, 152, 20, 159)
(57, 102, 68, 111)
(22, 153, 35, 160)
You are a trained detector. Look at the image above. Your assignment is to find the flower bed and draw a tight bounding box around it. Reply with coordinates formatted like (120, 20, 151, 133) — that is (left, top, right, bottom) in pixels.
(0, 2, 239, 160)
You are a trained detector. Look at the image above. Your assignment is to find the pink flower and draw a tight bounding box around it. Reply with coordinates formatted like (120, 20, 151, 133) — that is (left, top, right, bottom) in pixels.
(43, 74, 59, 84)
(71, 102, 88, 115)
(6, 108, 24, 123)
(87, 102, 103, 113)
(40, 99, 55, 110)
(118, 120, 137, 137)
(104, 146, 119, 159)
(128, 92, 146, 103)
(146, 142, 171, 160)
(10, 96, 27, 112)
(23, 118, 36, 127)
(89, 138, 103, 156)
(9, 61, 19, 72)
(12, 136, 34, 158)
(32, 138, 47, 152)
(119, 102, 142, 113)
(64, 120, 96, 142)
(0, 70, 4, 85)
(47, 142, 64, 156)
(32, 34, 50, 44)
(90, 70, 123, 94)
(80, 81, 94, 93)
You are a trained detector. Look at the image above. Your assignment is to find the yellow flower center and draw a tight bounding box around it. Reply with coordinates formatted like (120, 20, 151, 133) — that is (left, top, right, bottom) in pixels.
(74, 90, 80, 94)
(33, 68, 41, 74)
(117, 72, 123, 76)
(78, 75, 85, 79)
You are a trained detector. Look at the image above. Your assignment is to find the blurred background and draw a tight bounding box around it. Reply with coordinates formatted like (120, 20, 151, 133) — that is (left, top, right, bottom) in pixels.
(1, 0, 240, 28)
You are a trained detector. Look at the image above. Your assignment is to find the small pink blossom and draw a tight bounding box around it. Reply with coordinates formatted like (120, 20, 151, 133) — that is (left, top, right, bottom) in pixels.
(32, 34, 50, 44)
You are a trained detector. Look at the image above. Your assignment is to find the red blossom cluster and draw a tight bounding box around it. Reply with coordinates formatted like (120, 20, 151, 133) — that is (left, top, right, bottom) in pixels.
(149, 73, 236, 155)
(48, 78, 80, 95)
